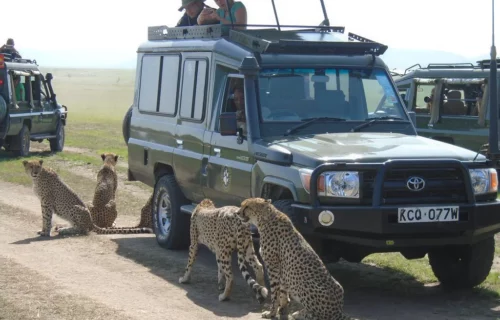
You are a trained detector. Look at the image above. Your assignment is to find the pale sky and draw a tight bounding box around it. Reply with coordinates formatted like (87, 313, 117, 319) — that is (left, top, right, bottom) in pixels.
(1, 0, 498, 68)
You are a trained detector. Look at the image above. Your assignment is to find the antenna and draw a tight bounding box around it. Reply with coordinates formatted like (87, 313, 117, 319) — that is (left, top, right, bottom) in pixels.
(270, 0, 281, 31)
(488, 0, 499, 155)
(319, 0, 330, 27)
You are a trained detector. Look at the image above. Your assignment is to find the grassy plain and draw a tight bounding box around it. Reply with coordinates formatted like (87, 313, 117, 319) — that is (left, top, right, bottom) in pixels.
(0, 67, 499, 301)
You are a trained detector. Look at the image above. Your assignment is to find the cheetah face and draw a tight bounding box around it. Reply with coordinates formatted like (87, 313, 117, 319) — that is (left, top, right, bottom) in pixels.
(237, 198, 272, 224)
(22, 159, 44, 178)
(101, 152, 119, 166)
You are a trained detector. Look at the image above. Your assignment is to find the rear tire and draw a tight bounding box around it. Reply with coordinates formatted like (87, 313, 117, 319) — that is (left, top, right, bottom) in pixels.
(152, 174, 190, 250)
(428, 236, 495, 289)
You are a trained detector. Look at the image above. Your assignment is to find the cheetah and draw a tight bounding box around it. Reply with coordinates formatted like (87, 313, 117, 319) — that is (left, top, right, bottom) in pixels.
(22, 159, 153, 236)
(236, 198, 355, 320)
(179, 199, 268, 303)
(87, 153, 119, 228)
(108, 193, 152, 230)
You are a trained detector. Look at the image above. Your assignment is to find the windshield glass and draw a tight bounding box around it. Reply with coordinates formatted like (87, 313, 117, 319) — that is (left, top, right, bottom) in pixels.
(258, 68, 406, 122)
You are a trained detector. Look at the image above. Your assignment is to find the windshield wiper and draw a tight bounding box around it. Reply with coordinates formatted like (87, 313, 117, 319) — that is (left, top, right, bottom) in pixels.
(350, 116, 406, 132)
(284, 117, 346, 136)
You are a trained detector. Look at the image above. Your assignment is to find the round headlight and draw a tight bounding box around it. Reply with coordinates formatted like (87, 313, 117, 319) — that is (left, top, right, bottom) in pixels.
(469, 169, 489, 194)
(327, 172, 360, 198)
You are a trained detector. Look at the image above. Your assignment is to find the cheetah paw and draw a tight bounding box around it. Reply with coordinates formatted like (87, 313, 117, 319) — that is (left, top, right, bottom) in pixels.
(178, 276, 190, 284)
(261, 311, 277, 319)
(37, 230, 50, 237)
(218, 293, 230, 302)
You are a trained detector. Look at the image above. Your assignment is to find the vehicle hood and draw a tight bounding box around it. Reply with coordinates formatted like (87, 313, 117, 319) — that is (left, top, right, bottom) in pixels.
(259, 132, 486, 168)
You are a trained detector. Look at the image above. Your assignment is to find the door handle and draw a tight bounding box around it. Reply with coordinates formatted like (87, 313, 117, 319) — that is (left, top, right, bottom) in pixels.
(214, 147, 221, 156)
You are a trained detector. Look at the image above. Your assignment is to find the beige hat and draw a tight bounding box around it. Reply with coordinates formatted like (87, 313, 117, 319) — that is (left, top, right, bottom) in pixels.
(178, 0, 205, 12)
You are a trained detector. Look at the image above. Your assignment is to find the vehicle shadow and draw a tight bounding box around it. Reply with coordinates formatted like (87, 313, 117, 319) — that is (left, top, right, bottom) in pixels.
(328, 259, 500, 320)
(111, 236, 264, 318)
(111, 236, 499, 320)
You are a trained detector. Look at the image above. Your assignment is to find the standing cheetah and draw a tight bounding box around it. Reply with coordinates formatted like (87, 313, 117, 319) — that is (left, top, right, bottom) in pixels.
(22, 159, 153, 236)
(179, 199, 268, 303)
(236, 198, 355, 320)
(87, 153, 119, 228)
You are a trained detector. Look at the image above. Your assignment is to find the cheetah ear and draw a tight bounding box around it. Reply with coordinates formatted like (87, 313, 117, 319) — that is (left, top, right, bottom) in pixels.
(22, 160, 28, 167)
(101, 153, 105, 161)
(114, 155, 119, 162)
(39, 159, 43, 166)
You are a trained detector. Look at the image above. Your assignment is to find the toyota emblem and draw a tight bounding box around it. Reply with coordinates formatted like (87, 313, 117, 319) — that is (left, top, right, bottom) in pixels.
(406, 176, 425, 192)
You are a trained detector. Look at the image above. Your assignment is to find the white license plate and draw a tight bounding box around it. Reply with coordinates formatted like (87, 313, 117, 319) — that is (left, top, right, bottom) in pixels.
(398, 206, 459, 223)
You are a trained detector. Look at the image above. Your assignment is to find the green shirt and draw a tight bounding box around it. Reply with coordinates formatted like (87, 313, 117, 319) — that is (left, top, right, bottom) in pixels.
(216, 1, 245, 32)
(15, 82, 24, 101)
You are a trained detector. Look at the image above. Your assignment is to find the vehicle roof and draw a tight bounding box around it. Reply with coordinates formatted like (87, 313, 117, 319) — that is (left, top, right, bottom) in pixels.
(137, 24, 390, 70)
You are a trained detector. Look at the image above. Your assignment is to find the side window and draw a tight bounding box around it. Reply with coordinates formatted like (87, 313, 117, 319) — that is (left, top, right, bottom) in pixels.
(10, 74, 28, 102)
(180, 59, 208, 121)
(31, 76, 41, 101)
(138, 55, 161, 113)
(216, 76, 245, 134)
(415, 84, 434, 114)
(138, 54, 180, 115)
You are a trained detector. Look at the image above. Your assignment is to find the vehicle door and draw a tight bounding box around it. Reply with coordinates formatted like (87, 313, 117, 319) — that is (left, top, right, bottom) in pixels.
(172, 53, 210, 203)
(203, 74, 253, 206)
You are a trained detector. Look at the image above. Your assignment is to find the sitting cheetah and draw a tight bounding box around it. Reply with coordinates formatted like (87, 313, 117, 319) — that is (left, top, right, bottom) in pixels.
(108, 193, 152, 230)
(22, 159, 153, 236)
(179, 199, 268, 303)
(87, 153, 119, 228)
(236, 198, 355, 320)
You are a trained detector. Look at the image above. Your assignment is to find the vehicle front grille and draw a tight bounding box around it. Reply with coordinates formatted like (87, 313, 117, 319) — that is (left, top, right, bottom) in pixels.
(361, 167, 468, 205)
(383, 167, 467, 205)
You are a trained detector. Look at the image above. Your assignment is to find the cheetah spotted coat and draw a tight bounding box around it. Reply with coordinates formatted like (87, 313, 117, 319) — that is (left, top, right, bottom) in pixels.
(179, 199, 268, 303)
(23, 159, 152, 236)
(87, 153, 119, 228)
(237, 198, 356, 320)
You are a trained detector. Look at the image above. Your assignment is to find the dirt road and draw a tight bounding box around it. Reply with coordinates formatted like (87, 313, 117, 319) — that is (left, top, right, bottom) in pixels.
(0, 180, 499, 320)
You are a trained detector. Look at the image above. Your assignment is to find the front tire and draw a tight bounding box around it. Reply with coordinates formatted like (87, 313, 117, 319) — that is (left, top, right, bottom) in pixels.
(428, 236, 495, 289)
(50, 121, 65, 152)
(152, 174, 190, 250)
(14, 124, 30, 157)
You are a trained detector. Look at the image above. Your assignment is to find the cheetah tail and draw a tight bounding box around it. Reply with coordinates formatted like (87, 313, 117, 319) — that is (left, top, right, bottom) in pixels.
(92, 224, 153, 234)
(236, 250, 268, 303)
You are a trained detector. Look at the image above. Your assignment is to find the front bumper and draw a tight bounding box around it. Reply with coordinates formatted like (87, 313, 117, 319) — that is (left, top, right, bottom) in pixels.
(293, 159, 500, 249)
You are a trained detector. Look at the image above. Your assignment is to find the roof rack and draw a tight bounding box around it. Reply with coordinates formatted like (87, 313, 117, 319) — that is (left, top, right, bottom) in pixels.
(147, 24, 388, 56)
(477, 58, 500, 69)
(403, 62, 477, 74)
(0, 52, 37, 65)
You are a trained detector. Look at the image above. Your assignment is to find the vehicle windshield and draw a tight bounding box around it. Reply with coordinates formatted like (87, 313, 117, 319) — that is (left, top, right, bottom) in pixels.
(258, 67, 406, 122)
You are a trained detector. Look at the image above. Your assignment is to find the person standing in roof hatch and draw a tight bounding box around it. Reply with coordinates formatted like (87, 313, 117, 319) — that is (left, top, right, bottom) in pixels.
(176, 0, 209, 27)
(0, 38, 22, 59)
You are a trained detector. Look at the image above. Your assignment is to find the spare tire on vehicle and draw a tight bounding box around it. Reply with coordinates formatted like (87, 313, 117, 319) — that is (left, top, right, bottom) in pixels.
(0, 95, 7, 123)
(122, 105, 133, 145)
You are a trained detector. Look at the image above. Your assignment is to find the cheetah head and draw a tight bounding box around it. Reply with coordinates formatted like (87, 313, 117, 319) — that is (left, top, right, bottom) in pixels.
(22, 159, 44, 178)
(101, 152, 119, 166)
(237, 198, 272, 224)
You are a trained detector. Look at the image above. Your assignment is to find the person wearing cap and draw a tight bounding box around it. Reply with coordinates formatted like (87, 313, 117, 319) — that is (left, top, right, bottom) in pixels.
(0, 38, 22, 59)
(176, 0, 207, 27)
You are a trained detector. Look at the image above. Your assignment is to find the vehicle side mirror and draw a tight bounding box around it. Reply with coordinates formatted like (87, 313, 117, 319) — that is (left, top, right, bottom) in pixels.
(46, 73, 53, 81)
(219, 112, 237, 136)
(408, 111, 416, 126)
